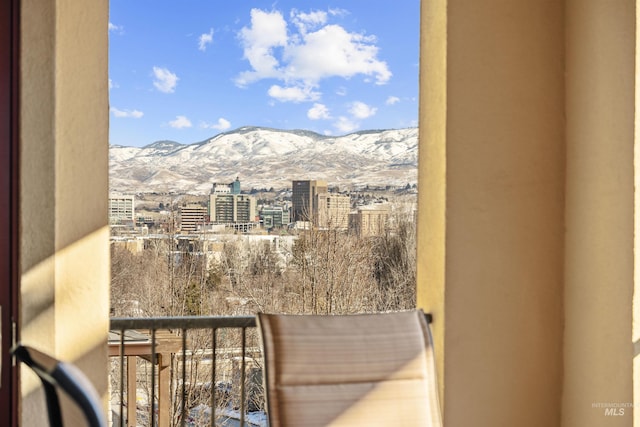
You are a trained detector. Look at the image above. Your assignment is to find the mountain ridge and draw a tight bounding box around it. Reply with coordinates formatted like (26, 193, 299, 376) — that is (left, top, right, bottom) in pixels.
(109, 126, 418, 194)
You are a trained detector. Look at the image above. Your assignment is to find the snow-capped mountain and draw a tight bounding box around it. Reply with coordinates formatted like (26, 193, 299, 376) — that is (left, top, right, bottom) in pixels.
(109, 126, 418, 194)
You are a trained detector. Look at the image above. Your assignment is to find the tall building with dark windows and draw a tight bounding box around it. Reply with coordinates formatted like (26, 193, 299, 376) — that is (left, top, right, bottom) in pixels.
(291, 180, 328, 222)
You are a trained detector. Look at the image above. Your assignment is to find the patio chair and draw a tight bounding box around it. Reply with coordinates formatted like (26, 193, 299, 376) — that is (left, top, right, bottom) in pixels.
(12, 344, 107, 427)
(257, 309, 442, 427)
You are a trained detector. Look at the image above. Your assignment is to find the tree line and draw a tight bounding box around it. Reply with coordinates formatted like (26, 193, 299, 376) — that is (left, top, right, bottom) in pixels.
(111, 213, 416, 317)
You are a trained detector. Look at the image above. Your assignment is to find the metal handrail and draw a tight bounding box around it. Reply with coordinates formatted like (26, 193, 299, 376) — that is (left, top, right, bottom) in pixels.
(110, 315, 256, 330)
(109, 315, 259, 427)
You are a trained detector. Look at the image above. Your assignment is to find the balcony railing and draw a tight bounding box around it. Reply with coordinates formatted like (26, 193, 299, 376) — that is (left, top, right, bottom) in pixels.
(109, 316, 263, 427)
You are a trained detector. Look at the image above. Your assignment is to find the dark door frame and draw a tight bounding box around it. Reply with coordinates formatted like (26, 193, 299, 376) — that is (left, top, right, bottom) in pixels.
(0, 0, 20, 424)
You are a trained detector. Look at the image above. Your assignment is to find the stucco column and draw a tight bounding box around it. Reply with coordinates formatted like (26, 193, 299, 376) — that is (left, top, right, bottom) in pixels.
(563, 1, 635, 426)
(20, 0, 110, 425)
(417, 1, 565, 425)
(635, 3, 640, 425)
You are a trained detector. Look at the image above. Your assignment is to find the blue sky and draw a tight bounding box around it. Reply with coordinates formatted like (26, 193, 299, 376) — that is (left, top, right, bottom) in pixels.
(108, 1, 420, 147)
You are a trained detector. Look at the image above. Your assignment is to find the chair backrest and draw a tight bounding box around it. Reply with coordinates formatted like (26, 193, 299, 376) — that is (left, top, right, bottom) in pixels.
(12, 344, 107, 427)
(257, 309, 442, 427)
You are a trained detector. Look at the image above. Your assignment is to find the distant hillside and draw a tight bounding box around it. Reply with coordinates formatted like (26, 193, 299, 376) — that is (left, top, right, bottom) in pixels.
(109, 126, 418, 194)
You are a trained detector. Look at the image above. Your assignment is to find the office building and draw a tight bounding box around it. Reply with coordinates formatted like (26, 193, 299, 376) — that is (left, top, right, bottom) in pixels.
(109, 194, 135, 224)
(291, 180, 328, 222)
(260, 206, 291, 229)
(319, 194, 351, 229)
(180, 204, 208, 232)
(209, 193, 256, 224)
(350, 205, 390, 237)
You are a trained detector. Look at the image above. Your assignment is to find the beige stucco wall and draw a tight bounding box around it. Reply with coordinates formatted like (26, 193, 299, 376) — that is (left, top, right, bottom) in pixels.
(635, 2, 640, 425)
(564, 1, 635, 426)
(418, 1, 638, 426)
(418, 0, 566, 425)
(20, 0, 110, 425)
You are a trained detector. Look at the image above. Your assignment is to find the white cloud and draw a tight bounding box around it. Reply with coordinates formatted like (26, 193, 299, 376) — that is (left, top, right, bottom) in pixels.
(109, 22, 124, 34)
(201, 118, 231, 131)
(386, 96, 400, 105)
(169, 115, 192, 129)
(199, 29, 214, 51)
(153, 67, 179, 93)
(328, 8, 349, 18)
(108, 79, 119, 90)
(284, 25, 391, 85)
(349, 101, 377, 119)
(307, 103, 331, 120)
(268, 85, 320, 103)
(235, 8, 391, 97)
(110, 107, 143, 118)
(334, 116, 359, 133)
(235, 9, 288, 87)
(291, 9, 327, 34)
(336, 86, 347, 96)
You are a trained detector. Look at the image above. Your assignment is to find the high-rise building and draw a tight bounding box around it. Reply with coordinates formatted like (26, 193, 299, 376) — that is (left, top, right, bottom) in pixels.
(291, 180, 328, 222)
(209, 193, 256, 224)
(319, 194, 351, 229)
(180, 203, 208, 232)
(211, 176, 241, 195)
(108, 194, 135, 224)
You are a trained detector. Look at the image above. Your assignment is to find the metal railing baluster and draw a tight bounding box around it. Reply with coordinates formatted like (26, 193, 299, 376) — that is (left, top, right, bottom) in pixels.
(181, 328, 187, 427)
(150, 329, 157, 427)
(210, 327, 217, 427)
(109, 316, 258, 427)
(240, 327, 247, 427)
(118, 329, 125, 427)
